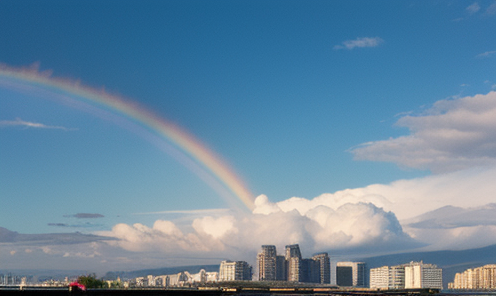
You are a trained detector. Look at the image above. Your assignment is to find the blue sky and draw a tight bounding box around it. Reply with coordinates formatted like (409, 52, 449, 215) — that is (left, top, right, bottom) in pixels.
(1, 0, 496, 272)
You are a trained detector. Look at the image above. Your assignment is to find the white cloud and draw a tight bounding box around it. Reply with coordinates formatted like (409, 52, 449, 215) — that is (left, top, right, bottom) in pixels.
(334, 37, 384, 50)
(100, 195, 414, 261)
(405, 225, 496, 251)
(476, 51, 496, 58)
(0, 118, 75, 131)
(351, 91, 496, 173)
(466, 2, 481, 14)
(486, 1, 496, 15)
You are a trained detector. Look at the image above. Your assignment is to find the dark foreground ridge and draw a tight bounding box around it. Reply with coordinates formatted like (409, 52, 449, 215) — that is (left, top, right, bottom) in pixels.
(0, 287, 441, 296)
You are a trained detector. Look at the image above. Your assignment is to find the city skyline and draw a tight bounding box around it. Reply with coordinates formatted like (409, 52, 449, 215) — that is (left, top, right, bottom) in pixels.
(1, 0, 496, 272)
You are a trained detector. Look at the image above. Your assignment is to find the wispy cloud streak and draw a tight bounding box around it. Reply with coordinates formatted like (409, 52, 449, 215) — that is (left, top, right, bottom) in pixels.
(0, 118, 75, 131)
(476, 51, 496, 58)
(466, 2, 481, 15)
(334, 37, 384, 50)
(133, 208, 230, 215)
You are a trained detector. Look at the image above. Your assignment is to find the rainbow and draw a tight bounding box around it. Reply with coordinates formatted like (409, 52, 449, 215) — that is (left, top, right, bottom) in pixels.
(0, 64, 255, 210)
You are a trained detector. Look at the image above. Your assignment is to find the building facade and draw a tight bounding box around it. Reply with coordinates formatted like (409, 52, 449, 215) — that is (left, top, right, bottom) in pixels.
(404, 261, 442, 289)
(257, 245, 277, 281)
(370, 266, 389, 289)
(312, 253, 331, 284)
(285, 244, 302, 282)
(256, 244, 329, 284)
(370, 261, 442, 290)
(337, 262, 367, 287)
(449, 264, 496, 290)
(219, 260, 252, 281)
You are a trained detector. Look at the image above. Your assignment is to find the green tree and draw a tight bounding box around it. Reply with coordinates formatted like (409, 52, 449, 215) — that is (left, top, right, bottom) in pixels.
(77, 274, 106, 289)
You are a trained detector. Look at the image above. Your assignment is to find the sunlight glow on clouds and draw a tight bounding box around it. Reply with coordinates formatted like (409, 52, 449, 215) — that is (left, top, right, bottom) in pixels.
(101, 195, 414, 260)
(351, 91, 496, 173)
(334, 37, 384, 50)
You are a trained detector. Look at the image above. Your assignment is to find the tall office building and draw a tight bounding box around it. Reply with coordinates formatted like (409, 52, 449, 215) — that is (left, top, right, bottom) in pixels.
(219, 260, 252, 281)
(304, 258, 321, 283)
(285, 244, 302, 282)
(312, 253, 331, 284)
(276, 255, 287, 281)
(285, 244, 302, 260)
(257, 245, 277, 281)
(256, 243, 327, 284)
(337, 262, 367, 287)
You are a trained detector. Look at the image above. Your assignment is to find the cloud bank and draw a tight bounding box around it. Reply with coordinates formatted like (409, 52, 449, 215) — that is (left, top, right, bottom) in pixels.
(99, 195, 415, 262)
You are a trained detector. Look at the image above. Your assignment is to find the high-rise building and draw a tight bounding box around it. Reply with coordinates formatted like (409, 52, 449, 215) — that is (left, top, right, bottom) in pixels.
(219, 260, 252, 281)
(337, 262, 367, 287)
(304, 258, 321, 283)
(404, 261, 442, 290)
(276, 255, 287, 281)
(285, 244, 302, 282)
(256, 244, 327, 284)
(312, 253, 331, 284)
(285, 244, 302, 260)
(257, 245, 277, 281)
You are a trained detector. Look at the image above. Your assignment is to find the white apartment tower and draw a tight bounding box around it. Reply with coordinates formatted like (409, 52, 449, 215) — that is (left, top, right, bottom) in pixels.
(370, 266, 389, 289)
(370, 262, 441, 290)
(404, 261, 442, 290)
(219, 260, 252, 281)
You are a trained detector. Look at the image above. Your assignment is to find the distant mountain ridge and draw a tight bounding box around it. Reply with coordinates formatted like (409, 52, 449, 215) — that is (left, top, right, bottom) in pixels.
(402, 203, 496, 229)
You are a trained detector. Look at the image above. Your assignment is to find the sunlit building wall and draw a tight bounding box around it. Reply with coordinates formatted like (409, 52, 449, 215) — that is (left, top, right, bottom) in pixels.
(219, 260, 252, 281)
(449, 264, 496, 290)
(370, 266, 389, 289)
(404, 261, 442, 289)
(257, 245, 277, 281)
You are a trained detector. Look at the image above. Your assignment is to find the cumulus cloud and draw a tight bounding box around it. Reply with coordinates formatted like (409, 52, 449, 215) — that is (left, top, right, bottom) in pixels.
(97, 163, 496, 260)
(0, 118, 75, 131)
(101, 195, 415, 261)
(351, 91, 496, 173)
(333, 37, 384, 50)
